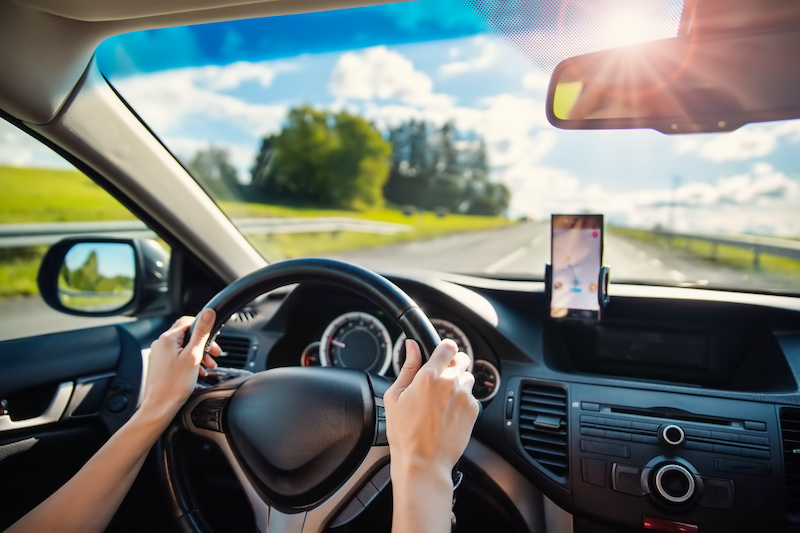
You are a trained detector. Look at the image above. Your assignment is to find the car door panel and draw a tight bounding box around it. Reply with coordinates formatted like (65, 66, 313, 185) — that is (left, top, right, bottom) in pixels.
(0, 316, 172, 529)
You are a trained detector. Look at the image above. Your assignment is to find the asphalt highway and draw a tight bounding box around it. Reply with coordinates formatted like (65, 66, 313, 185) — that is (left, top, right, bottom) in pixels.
(0, 222, 773, 341)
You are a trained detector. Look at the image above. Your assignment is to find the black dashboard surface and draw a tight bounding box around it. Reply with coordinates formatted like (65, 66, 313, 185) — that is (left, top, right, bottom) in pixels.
(213, 271, 800, 532)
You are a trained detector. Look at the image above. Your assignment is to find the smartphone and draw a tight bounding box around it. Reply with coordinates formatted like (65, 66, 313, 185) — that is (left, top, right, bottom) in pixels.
(550, 214, 604, 319)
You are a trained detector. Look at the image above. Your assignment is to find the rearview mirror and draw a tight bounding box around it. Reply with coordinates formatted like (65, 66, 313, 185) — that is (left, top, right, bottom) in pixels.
(546, 29, 800, 134)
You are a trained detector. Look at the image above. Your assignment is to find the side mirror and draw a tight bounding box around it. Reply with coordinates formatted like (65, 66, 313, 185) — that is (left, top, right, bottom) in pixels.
(546, 29, 800, 134)
(37, 238, 170, 317)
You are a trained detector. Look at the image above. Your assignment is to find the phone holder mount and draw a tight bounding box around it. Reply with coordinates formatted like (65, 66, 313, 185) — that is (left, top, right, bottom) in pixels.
(544, 264, 610, 317)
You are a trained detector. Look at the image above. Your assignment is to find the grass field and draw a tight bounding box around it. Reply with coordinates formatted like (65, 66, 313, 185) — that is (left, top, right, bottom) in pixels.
(610, 226, 800, 278)
(0, 165, 512, 297)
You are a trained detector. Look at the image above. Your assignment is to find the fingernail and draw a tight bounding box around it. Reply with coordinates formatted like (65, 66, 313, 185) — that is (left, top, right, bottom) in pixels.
(200, 308, 213, 323)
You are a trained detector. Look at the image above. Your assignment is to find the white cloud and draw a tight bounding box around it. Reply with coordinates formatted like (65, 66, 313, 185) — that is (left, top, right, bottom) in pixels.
(0, 119, 73, 169)
(329, 46, 453, 108)
(439, 37, 499, 78)
(676, 120, 800, 163)
(116, 68, 288, 138)
(522, 71, 551, 94)
(191, 60, 297, 91)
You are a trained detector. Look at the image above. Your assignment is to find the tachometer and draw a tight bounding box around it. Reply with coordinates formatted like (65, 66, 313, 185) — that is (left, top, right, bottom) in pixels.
(472, 360, 500, 402)
(300, 341, 321, 366)
(320, 311, 392, 375)
(392, 318, 473, 375)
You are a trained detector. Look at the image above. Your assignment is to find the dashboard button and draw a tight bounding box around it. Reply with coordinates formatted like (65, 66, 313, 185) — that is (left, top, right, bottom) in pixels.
(711, 430, 739, 442)
(740, 435, 769, 446)
(632, 421, 659, 432)
(712, 444, 742, 456)
(684, 440, 712, 451)
(631, 434, 659, 444)
(605, 430, 632, 441)
(684, 427, 710, 438)
(580, 439, 630, 458)
(741, 448, 769, 459)
(581, 415, 602, 424)
(580, 427, 605, 437)
(744, 421, 766, 431)
(581, 402, 600, 412)
(612, 464, 645, 496)
(505, 397, 514, 419)
(715, 458, 771, 478)
(581, 458, 607, 487)
(700, 478, 734, 509)
(605, 418, 632, 429)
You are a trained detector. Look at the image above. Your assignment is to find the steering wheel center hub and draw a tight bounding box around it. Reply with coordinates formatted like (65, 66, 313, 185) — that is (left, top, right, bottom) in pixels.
(226, 366, 376, 509)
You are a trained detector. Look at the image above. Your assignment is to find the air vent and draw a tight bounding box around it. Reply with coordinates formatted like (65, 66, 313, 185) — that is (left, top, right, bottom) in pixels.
(781, 407, 800, 517)
(216, 335, 251, 369)
(229, 307, 258, 323)
(518, 383, 568, 478)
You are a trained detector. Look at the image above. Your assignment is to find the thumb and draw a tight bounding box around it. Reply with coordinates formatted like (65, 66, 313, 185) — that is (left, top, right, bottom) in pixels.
(185, 308, 216, 363)
(393, 339, 422, 391)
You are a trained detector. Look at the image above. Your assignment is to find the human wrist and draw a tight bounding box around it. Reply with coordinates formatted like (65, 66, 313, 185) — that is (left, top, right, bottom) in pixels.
(390, 456, 454, 492)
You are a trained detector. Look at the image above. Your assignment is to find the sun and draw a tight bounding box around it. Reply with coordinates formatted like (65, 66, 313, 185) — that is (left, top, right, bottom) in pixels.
(601, 8, 666, 49)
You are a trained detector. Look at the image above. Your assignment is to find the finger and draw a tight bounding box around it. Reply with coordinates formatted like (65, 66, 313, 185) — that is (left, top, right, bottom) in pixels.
(202, 351, 218, 368)
(184, 309, 216, 364)
(450, 351, 470, 372)
(458, 370, 476, 392)
(424, 339, 458, 374)
(394, 339, 422, 390)
(207, 342, 222, 357)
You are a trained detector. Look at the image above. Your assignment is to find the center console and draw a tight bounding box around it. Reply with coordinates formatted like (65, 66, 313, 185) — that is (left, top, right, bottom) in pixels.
(572, 384, 781, 532)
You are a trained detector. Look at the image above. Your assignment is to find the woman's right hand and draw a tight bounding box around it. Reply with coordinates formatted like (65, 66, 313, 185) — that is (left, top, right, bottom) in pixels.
(384, 338, 479, 480)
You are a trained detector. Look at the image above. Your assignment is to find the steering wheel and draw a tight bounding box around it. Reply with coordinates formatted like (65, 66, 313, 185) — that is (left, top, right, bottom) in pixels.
(157, 258, 442, 533)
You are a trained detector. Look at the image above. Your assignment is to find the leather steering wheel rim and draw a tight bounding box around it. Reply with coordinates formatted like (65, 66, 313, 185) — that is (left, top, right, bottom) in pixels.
(160, 258, 442, 532)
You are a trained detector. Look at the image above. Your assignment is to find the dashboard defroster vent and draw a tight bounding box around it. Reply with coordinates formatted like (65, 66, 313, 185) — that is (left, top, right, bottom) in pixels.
(215, 335, 251, 369)
(518, 383, 568, 478)
(781, 407, 800, 516)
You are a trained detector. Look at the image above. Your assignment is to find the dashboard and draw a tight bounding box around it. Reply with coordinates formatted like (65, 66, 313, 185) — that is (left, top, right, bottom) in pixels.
(210, 271, 800, 533)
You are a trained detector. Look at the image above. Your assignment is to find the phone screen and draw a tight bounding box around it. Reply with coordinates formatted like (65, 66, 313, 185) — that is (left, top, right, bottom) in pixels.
(550, 214, 604, 319)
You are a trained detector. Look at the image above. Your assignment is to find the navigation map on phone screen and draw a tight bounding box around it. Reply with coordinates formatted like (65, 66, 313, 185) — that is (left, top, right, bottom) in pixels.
(550, 214, 603, 318)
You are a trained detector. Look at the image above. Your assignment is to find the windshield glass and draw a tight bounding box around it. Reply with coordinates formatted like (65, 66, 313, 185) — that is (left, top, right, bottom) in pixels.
(97, 0, 800, 293)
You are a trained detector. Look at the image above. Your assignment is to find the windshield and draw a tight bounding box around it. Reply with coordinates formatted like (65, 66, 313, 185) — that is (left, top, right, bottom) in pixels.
(96, 0, 800, 293)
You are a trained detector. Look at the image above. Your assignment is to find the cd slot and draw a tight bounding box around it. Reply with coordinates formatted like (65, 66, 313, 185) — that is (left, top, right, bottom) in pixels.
(608, 405, 733, 427)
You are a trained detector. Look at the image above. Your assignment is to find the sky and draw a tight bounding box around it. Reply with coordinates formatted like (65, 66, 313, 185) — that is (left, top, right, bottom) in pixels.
(2, 0, 800, 237)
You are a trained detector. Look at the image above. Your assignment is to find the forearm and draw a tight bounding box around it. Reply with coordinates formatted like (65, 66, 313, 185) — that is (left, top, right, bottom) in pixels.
(391, 461, 454, 533)
(7, 407, 172, 533)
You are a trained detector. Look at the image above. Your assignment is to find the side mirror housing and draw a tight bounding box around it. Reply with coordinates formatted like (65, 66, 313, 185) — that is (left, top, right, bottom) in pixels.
(37, 238, 170, 317)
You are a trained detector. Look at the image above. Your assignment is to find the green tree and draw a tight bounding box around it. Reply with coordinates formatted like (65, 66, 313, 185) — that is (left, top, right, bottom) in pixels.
(252, 106, 391, 210)
(186, 146, 241, 200)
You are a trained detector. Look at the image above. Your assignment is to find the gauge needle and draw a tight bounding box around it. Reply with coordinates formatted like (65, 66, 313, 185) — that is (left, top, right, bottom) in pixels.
(331, 339, 346, 348)
(484, 381, 495, 387)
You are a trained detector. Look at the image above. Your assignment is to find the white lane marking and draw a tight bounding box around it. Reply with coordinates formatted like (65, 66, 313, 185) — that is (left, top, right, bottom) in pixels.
(669, 270, 686, 281)
(485, 247, 528, 273)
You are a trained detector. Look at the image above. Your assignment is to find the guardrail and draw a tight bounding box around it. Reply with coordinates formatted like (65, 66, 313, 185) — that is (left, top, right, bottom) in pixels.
(651, 229, 800, 269)
(0, 217, 412, 249)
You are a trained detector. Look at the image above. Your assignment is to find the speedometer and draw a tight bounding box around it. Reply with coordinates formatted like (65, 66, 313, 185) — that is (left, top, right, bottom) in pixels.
(320, 311, 392, 375)
(392, 318, 473, 375)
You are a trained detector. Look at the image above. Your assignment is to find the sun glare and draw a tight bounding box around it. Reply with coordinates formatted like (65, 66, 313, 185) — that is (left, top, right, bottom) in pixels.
(601, 8, 665, 49)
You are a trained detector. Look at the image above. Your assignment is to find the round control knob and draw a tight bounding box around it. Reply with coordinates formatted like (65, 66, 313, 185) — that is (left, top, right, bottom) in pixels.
(660, 424, 685, 446)
(654, 463, 695, 504)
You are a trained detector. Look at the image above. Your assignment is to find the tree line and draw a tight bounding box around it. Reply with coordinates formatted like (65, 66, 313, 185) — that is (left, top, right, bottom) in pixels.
(186, 105, 510, 216)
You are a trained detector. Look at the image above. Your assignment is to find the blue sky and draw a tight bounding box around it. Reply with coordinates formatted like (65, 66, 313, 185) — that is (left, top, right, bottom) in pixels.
(2, 0, 799, 237)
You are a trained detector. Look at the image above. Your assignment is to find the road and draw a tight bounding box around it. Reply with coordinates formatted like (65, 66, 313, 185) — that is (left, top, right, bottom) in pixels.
(331, 222, 754, 287)
(0, 222, 767, 341)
